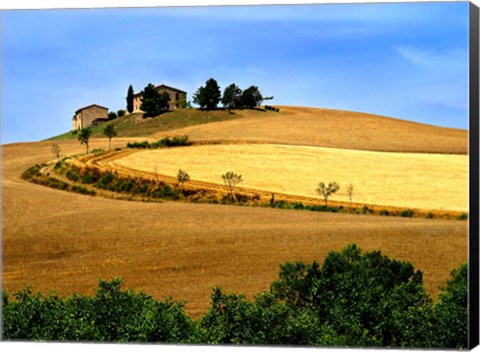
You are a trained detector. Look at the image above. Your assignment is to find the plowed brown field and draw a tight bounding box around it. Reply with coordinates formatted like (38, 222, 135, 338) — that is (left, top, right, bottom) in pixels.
(2, 139, 468, 318)
(154, 106, 468, 154)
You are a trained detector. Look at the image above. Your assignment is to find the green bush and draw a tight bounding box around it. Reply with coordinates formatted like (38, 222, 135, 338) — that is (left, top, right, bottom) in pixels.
(433, 264, 468, 348)
(66, 170, 79, 182)
(117, 109, 126, 117)
(108, 112, 117, 120)
(157, 135, 189, 147)
(270, 244, 435, 347)
(264, 105, 280, 112)
(2, 279, 194, 342)
(21, 164, 44, 180)
(95, 172, 115, 189)
(401, 209, 414, 218)
(380, 208, 389, 216)
(127, 141, 151, 149)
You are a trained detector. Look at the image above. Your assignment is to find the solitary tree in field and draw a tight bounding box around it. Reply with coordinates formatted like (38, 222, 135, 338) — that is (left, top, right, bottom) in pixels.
(51, 143, 61, 159)
(78, 127, 93, 154)
(346, 183, 354, 208)
(316, 182, 340, 206)
(103, 124, 117, 150)
(177, 169, 190, 193)
(126, 85, 135, 113)
(222, 171, 243, 201)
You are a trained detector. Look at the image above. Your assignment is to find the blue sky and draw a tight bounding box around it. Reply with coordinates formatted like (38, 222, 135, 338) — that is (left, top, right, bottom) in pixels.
(0, 2, 470, 143)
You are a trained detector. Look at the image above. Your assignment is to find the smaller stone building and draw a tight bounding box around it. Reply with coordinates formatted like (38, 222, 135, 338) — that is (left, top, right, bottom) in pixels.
(131, 84, 187, 112)
(72, 104, 109, 130)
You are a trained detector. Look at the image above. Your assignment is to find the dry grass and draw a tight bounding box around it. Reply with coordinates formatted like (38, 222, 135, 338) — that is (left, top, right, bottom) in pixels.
(2, 140, 468, 318)
(154, 106, 468, 154)
(111, 144, 468, 212)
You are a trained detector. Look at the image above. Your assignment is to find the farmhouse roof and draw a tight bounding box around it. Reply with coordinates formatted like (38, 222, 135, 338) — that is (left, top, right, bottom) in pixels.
(75, 104, 109, 114)
(133, 84, 187, 98)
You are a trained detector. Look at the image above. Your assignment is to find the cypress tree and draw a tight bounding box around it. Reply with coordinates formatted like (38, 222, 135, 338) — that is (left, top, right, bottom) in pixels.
(126, 85, 134, 113)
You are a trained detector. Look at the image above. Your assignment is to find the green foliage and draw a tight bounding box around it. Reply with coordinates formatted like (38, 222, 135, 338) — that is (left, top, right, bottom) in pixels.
(103, 124, 117, 150)
(222, 83, 242, 110)
(140, 83, 171, 117)
(2, 279, 194, 342)
(197, 288, 340, 345)
(117, 109, 126, 117)
(126, 85, 135, 113)
(456, 213, 468, 220)
(177, 169, 190, 192)
(126, 141, 151, 149)
(108, 111, 117, 120)
(126, 136, 189, 149)
(240, 86, 263, 109)
(270, 244, 435, 347)
(77, 127, 92, 154)
(433, 264, 468, 349)
(21, 164, 44, 180)
(401, 209, 414, 218)
(264, 105, 280, 112)
(66, 170, 79, 182)
(193, 78, 222, 110)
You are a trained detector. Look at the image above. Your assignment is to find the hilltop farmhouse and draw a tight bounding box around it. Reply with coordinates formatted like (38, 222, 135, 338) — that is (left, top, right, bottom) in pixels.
(72, 104, 109, 130)
(131, 84, 187, 112)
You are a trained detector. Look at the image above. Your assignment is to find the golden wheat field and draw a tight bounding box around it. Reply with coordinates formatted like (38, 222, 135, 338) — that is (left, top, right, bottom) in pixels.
(111, 144, 468, 212)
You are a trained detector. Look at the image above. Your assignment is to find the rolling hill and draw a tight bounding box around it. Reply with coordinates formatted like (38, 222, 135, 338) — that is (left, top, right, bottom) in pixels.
(50, 106, 468, 154)
(3, 105, 469, 318)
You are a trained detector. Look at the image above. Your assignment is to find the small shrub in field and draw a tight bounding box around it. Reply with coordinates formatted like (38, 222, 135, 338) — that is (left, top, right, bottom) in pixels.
(264, 105, 280, 112)
(157, 135, 189, 147)
(401, 209, 414, 218)
(426, 212, 434, 219)
(21, 164, 43, 180)
(456, 213, 468, 220)
(66, 170, 79, 182)
(108, 111, 117, 120)
(127, 141, 151, 149)
(82, 174, 97, 184)
(117, 109, 126, 117)
(380, 209, 389, 216)
(293, 202, 305, 210)
(362, 205, 372, 214)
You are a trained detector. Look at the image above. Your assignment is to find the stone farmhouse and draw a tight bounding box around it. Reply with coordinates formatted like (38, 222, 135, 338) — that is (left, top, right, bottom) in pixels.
(131, 84, 187, 112)
(72, 104, 109, 130)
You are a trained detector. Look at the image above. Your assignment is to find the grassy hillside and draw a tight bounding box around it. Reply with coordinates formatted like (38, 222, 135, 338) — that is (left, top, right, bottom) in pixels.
(48, 109, 252, 141)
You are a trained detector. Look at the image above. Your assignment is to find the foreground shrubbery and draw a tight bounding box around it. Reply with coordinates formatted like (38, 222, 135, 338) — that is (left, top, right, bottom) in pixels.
(2, 245, 468, 348)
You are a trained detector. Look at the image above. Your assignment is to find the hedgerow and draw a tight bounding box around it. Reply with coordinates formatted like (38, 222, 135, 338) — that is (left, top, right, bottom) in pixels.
(2, 245, 468, 348)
